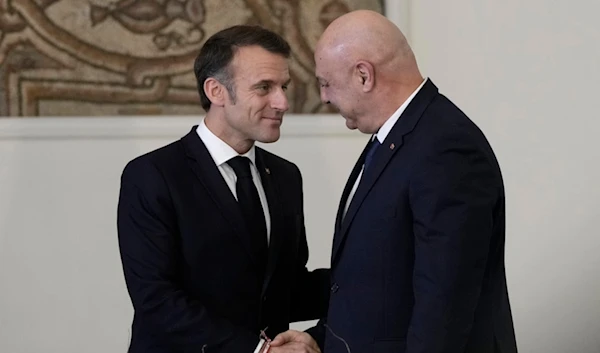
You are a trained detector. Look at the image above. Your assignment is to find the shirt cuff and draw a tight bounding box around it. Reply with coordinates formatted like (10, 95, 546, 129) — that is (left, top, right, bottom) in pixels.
(253, 338, 266, 353)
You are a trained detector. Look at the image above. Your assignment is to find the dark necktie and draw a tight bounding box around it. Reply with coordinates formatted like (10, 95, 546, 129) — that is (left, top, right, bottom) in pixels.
(227, 156, 268, 274)
(363, 137, 381, 171)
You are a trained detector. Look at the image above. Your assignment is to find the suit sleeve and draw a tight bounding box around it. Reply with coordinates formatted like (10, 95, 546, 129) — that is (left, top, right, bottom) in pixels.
(305, 319, 328, 349)
(406, 133, 501, 353)
(117, 158, 259, 353)
(289, 165, 330, 323)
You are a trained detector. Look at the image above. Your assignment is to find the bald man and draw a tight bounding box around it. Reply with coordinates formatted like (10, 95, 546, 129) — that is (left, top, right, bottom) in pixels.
(271, 10, 518, 353)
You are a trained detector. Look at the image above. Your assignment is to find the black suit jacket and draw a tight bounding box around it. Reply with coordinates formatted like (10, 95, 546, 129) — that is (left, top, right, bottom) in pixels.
(117, 127, 329, 353)
(310, 80, 517, 353)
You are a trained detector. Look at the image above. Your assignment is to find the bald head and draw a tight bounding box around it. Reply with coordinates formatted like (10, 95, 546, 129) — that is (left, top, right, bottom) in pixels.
(314, 10, 423, 133)
(316, 10, 420, 84)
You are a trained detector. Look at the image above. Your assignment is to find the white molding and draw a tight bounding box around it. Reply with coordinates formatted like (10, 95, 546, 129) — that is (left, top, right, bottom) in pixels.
(0, 115, 359, 139)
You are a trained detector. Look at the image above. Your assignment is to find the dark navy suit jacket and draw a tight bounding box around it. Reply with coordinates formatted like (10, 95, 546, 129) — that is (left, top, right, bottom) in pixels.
(309, 80, 517, 353)
(117, 128, 329, 353)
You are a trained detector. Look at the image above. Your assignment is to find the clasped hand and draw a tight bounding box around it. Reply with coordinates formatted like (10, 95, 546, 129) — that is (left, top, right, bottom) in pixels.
(266, 330, 321, 353)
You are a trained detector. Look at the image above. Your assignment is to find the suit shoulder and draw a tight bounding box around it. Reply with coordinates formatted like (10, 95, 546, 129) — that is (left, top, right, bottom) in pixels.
(425, 94, 486, 136)
(418, 94, 494, 148)
(415, 94, 503, 174)
(121, 139, 183, 182)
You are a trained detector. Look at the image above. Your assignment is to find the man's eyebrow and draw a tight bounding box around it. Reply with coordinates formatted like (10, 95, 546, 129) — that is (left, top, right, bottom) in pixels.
(252, 79, 292, 86)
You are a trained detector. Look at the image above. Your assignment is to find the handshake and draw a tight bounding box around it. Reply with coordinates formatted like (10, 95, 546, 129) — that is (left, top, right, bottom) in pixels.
(260, 330, 321, 353)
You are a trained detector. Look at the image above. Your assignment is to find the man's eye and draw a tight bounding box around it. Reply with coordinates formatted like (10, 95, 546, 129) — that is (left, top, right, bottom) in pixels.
(258, 85, 270, 92)
(282, 85, 289, 91)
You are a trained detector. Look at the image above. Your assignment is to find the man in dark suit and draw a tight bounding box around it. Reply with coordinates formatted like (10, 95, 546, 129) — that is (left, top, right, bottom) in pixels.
(271, 10, 518, 353)
(117, 25, 328, 353)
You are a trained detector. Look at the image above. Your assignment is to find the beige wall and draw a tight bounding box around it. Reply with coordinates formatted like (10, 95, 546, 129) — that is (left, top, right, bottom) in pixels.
(408, 1, 600, 352)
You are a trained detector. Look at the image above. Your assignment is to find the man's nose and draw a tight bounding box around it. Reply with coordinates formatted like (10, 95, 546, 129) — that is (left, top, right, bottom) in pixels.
(271, 88, 289, 112)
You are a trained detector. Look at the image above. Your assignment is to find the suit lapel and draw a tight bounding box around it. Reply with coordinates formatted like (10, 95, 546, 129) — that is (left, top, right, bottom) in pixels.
(332, 136, 403, 261)
(331, 79, 440, 263)
(334, 138, 372, 233)
(255, 149, 284, 296)
(180, 128, 258, 266)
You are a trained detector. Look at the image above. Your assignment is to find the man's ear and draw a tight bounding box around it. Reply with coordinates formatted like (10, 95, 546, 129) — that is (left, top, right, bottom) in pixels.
(355, 61, 375, 92)
(204, 78, 226, 107)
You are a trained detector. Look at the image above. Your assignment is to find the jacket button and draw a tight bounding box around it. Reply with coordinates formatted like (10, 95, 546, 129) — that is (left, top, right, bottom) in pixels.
(263, 295, 267, 302)
(330, 283, 339, 293)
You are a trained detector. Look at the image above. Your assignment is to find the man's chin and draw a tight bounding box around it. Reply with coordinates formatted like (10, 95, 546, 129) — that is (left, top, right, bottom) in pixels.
(257, 131, 281, 144)
(345, 118, 358, 130)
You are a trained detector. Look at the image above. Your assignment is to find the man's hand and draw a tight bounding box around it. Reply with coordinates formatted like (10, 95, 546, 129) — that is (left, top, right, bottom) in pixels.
(268, 330, 321, 353)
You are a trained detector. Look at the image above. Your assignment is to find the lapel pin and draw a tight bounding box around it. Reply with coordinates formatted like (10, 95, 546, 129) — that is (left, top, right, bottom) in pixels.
(265, 168, 271, 175)
(390, 143, 395, 150)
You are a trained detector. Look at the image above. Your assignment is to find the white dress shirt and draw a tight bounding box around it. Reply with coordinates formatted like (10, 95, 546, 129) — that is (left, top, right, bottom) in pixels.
(197, 120, 271, 353)
(343, 78, 428, 218)
(196, 119, 271, 241)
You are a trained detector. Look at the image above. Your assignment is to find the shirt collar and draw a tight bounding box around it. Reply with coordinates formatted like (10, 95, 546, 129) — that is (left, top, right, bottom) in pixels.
(196, 119, 256, 167)
(374, 78, 428, 143)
